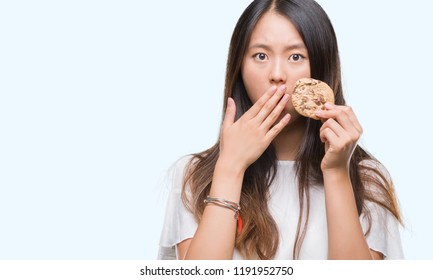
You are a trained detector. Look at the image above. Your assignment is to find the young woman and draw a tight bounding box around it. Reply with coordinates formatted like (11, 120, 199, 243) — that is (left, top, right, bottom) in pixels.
(158, 0, 403, 260)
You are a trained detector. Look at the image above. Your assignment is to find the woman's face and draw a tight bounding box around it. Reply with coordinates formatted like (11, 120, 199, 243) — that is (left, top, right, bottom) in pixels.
(242, 11, 311, 119)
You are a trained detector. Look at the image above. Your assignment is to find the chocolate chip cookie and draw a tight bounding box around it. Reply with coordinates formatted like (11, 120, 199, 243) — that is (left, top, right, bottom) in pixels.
(292, 78, 335, 120)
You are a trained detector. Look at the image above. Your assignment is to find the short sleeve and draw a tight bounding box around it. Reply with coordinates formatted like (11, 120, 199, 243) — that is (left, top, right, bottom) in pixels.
(359, 160, 404, 259)
(360, 201, 404, 259)
(157, 156, 198, 260)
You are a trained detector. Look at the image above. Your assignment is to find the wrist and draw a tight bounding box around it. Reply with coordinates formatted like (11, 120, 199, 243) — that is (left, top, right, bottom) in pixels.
(215, 156, 247, 175)
(209, 157, 246, 203)
(322, 167, 350, 183)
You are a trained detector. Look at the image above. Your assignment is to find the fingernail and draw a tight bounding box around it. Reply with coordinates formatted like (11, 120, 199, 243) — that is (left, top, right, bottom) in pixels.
(279, 85, 287, 92)
(227, 97, 234, 107)
(324, 103, 333, 109)
(315, 110, 322, 116)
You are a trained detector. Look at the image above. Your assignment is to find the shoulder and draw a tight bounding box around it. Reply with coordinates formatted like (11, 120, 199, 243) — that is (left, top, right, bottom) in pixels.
(358, 159, 391, 178)
(358, 159, 393, 191)
(165, 155, 195, 193)
(358, 158, 403, 224)
(159, 155, 200, 258)
(358, 158, 394, 201)
(170, 155, 194, 175)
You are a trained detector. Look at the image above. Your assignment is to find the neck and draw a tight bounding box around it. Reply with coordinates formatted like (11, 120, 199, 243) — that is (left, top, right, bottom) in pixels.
(272, 117, 307, 161)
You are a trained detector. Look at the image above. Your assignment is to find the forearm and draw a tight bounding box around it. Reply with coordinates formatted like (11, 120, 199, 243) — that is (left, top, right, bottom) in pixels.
(184, 158, 244, 259)
(323, 168, 373, 259)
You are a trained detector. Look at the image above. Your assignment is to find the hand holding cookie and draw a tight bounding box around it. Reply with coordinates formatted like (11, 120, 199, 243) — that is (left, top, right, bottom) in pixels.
(291, 78, 362, 171)
(316, 104, 363, 172)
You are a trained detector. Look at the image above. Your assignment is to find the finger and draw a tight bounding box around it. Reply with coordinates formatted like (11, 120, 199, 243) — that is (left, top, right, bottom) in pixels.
(316, 104, 363, 134)
(320, 118, 350, 141)
(320, 125, 338, 145)
(325, 103, 363, 134)
(265, 113, 291, 142)
(316, 104, 351, 129)
(254, 85, 287, 124)
(320, 114, 361, 148)
(260, 93, 290, 130)
(222, 97, 236, 130)
(243, 85, 278, 119)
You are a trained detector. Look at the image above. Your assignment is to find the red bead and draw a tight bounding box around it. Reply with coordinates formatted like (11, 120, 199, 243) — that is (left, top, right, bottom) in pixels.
(237, 215, 243, 235)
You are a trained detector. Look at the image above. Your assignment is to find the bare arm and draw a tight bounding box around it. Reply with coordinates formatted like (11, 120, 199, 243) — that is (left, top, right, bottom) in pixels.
(317, 104, 382, 259)
(323, 169, 374, 259)
(181, 160, 245, 259)
(178, 85, 290, 259)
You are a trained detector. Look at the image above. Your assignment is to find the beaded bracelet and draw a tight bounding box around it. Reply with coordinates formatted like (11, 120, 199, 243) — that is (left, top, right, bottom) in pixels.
(203, 196, 243, 235)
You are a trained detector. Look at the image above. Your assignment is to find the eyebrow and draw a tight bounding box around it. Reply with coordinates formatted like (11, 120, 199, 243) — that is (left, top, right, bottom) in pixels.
(248, 43, 307, 51)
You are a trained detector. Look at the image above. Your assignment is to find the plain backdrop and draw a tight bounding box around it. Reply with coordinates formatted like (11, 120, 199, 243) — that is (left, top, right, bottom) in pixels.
(1, 0, 432, 259)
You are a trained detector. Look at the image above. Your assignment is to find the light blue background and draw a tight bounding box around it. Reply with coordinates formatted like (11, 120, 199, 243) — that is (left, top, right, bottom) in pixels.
(0, 0, 432, 259)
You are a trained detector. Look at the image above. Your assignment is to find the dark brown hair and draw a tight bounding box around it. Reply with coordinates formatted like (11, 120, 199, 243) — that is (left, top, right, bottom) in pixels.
(182, 0, 402, 259)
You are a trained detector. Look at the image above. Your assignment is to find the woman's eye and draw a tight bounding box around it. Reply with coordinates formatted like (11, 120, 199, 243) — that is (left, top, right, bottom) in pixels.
(289, 54, 304, 62)
(254, 53, 268, 61)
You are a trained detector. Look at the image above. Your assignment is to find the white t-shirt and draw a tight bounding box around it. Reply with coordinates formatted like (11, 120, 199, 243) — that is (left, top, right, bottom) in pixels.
(158, 156, 404, 260)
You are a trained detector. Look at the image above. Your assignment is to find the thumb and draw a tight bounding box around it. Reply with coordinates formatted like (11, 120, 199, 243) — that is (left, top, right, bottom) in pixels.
(222, 97, 236, 130)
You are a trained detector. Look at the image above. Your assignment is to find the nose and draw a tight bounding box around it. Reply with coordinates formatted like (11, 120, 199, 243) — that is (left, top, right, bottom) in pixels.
(269, 58, 287, 85)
